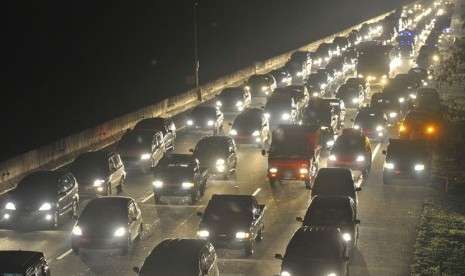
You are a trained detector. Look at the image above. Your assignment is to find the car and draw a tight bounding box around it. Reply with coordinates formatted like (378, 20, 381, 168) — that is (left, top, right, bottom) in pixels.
(197, 194, 266, 256)
(3, 171, 79, 229)
(327, 128, 372, 178)
(264, 93, 300, 126)
(276, 85, 309, 111)
(412, 88, 441, 110)
(186, 106, 224, 134)
(352, 107, 388, 141)
(327, 42, 341, 57)
(345, 77, 370, 99)
(370, 92, 401, 124)
(296, 196, 360, 249)
(348, 30, 361, 45)
(396, 43, 415, 59)
(333, 36, 351, 52)
(133, 117, 176, 151)
(245, 74, 277, 96)
(270, 68, 293, 88)
(302, 100, 338, 149)
(191, 135, 237, 180)
(416, 44, 441, 68)
(152, 154, 208, 204)
(215, 87, 252, 112)
(133, 239, 219, 276)
(326, 56, 350, 80)
(408, 67, 430, 84)
(322, 98, 346, 130)
(275, 227, 349, 276)
(382, 139, 431, 185)
(394, 73, 420, 92)
(285, 60, 307, 84)
(336, 83, 365, 109)
(306, 73, 330, 97)
(290, 51, 313, 73)
(381, 85, 410, 113)
(316, 68, 336, 85)
(229, 108, 271, 148)
(341, 47, 359, 69)
(71, 196, 143, 255)
(399, 110, 441, 141)
(69, 151, 126, 196)
(315, 43, 333, 64)
(116, 129, 166, 172)
(0, 250, 51, 276)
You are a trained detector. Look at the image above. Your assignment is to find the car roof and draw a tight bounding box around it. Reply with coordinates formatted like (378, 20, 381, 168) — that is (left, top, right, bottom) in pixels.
(136, 117, 166, 125)
(316, 168, 353, 178)
(198, 135, 230, 143)
(210, 194, 254, 204)
(0, 251, 45, 271)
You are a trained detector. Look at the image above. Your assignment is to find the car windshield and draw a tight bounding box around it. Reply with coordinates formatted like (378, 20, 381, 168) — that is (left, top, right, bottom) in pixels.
(191, 107, 215, 117)
(118, 132, 152, 150)
(204, 199, 252, 221)
(195, 139, 228, 156)
(266, 96, 291, 110)
(285, 239, 339, 261)
(268, 142, 310, 158)
(307, 75, 324, 84)
(305, 206, 353, 226)
(154, 163, 191, 179)
(220, 89, 242, 100)
(355, 111, 384, 126)
(332, 136, 365, 152)
(303, 108, 331, 125)
(346, 78, 363, 86)
(388, 142, 427, 159)
(248, 76, 267, 86)
(70, 154, 108, 174)
(234, 114, 261, 128)
(15, 174, 57, 194)
(80, 203, 126, 223)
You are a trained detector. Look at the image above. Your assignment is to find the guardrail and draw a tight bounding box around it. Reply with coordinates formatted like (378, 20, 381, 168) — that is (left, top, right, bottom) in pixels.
(0, 10, 394, 193)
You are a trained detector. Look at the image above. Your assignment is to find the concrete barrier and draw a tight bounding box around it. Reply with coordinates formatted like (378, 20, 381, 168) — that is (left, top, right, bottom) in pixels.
(0, 10, 394, 193)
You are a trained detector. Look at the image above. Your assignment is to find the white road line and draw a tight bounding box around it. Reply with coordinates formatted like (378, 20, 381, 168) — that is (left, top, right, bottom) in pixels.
(252, 188, 261, 196)
(372, 142, 381, 161)
(56, 249, 72, 260)
(177, 125, 186, 131)
(140, 193, 154, 203)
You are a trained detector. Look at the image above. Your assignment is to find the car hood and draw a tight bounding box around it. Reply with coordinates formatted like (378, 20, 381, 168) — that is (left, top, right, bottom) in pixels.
(281, 258, 343, 275)
(9, 194, 57, 210)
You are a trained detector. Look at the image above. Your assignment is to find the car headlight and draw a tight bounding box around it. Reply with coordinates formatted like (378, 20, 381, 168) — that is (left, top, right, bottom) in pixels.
(312, 92, 319, 97)
(269, 168, 278, 173)
(281, 272, 291, 276)
(299, 168, 309, 174)
(352, 98, 359, 103)
(385, 162, 394, 169)
(93, 179, 105, 187)
(415, 164, 425, 171)
(356, 155, 365, 162)
(320, 84, 327, 89)
(235, 232, 250, 239)
(261, 86, 268, 92)
(39, 203, 52, 211)
(244, 86, 250, 90)
(5, 202, 16, 210)
(358, 74, 364, 78)
(141, 153, 151, 160)
(427, 126, 434, 133)
(313, 60, 320, 65)
(428, 75, 433, 80)
(423, 81, 428, 86)
(207, 120, 214, 126)
(282, 78, 288, 83)
(216, 159, 225, 165)
(264, 113, 270, 119)
(296, 72, 303, 77)
(252, 130, 260, 137)
(389, 112, 397, 118)
(187, 120, 193, 126)
(329, 155, 336, 161)
(376, 125, 383, 131)
(326, 140, 334, 146)
(72, 226, 82, 236)
(433, 55, 439, 61)
(281, 113, 290, 120)
(198, 230, 209, 238)
(236, 101, 243, 107)
(114, 227, 126, 237)
(399, 97, 405, 103)
(182, 182, 195, 188)
(353, 125, 360, 129)
(343, 233, 351, 241)
(153, 180, 163, 188)
(409, 93, 416, 99)
(230, 129, 237, 136)
(327, 273, 337, 276)
(216, 101, 222, 106)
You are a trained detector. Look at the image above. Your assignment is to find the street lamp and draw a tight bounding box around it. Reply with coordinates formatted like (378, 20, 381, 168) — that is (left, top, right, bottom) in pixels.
(194, 1, 199, 88)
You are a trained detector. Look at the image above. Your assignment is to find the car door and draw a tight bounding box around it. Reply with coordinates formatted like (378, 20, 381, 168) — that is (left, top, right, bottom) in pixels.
(250, 198, 261, 236)
(216, 109, 223, 126)
(163, 122, 173, 147)
(228, 139, 237, 169)
(129, 201, 142, 240)
(108, 156, 119, 190)
(57, 176, 71, 215)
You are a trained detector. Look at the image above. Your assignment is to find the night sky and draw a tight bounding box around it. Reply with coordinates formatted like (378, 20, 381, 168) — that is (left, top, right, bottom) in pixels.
(1, 0, 410, 161)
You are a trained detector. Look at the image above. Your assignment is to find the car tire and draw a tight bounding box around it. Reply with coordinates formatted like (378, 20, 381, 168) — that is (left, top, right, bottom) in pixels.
(117, 178, 125, 194)
(106, 184, 112, 196)
(154, 194, 161, 204)
(71, 246, 79, 255)
(70, 200, 78, 219)
(245, 240, 254, 256)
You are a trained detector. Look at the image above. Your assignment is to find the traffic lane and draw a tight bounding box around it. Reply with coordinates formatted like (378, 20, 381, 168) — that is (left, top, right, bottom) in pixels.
(48, 135, 268, 275)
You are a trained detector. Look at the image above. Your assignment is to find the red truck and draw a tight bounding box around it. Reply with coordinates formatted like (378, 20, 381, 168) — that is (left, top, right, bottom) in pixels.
(262, 124, 321, 189)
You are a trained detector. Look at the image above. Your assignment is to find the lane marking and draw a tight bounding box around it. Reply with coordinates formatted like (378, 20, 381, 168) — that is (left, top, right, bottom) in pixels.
(252, 188, 261, 196)
(372, 142, 381, 161)
(56, 249, 72, 260)
(177, 125, 186, 131)
(140, 193, 154, 203)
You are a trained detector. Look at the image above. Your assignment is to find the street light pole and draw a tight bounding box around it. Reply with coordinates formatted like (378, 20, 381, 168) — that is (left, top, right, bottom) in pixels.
(194, 1, 199, 88)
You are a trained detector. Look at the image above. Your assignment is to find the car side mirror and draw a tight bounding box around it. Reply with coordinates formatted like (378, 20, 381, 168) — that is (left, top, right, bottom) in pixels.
(274, 253, 283, 260)
(342, 256, 350, 262)
(261, 149, 267, 156)
(189, 148, 194, 153)
(133, 267, 140, 273)
(197, 212, 203, 217)
(356, 187, 362, 191)
(382, 150, 387, 155)
(296, 217, 303, 222)
(354, 219, 361, 224)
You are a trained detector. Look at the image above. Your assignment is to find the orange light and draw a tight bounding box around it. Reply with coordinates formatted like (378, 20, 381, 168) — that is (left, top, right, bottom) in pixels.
(400, 125, 406, 132)
(427, 126, 434, 133)
(271, 174, 276, 177)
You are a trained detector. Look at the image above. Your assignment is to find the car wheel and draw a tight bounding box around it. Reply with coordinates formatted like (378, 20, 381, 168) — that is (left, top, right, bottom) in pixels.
(245, 240, 254, 256)
(191, 190, 199, 204)
(154, 194, 161, 204)
(70, 200, 78, 218)
(52, 209, 60, 229)
(106, 184, 112, 196)
(121, 234, 131, 255)
(117, 178, 125, 194)
(304, 179, 311, 189)
(256, 227, 264, 242)
(71, 246, 79, 255)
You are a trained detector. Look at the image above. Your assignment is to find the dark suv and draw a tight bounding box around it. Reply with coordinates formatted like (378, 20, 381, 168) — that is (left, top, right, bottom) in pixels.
(3, 170, 79, 229)
(0, 250, 51, 276)
(133, 117, 176, 151)
(382, 139, 430, 185)
(70, 151, 126, 196)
